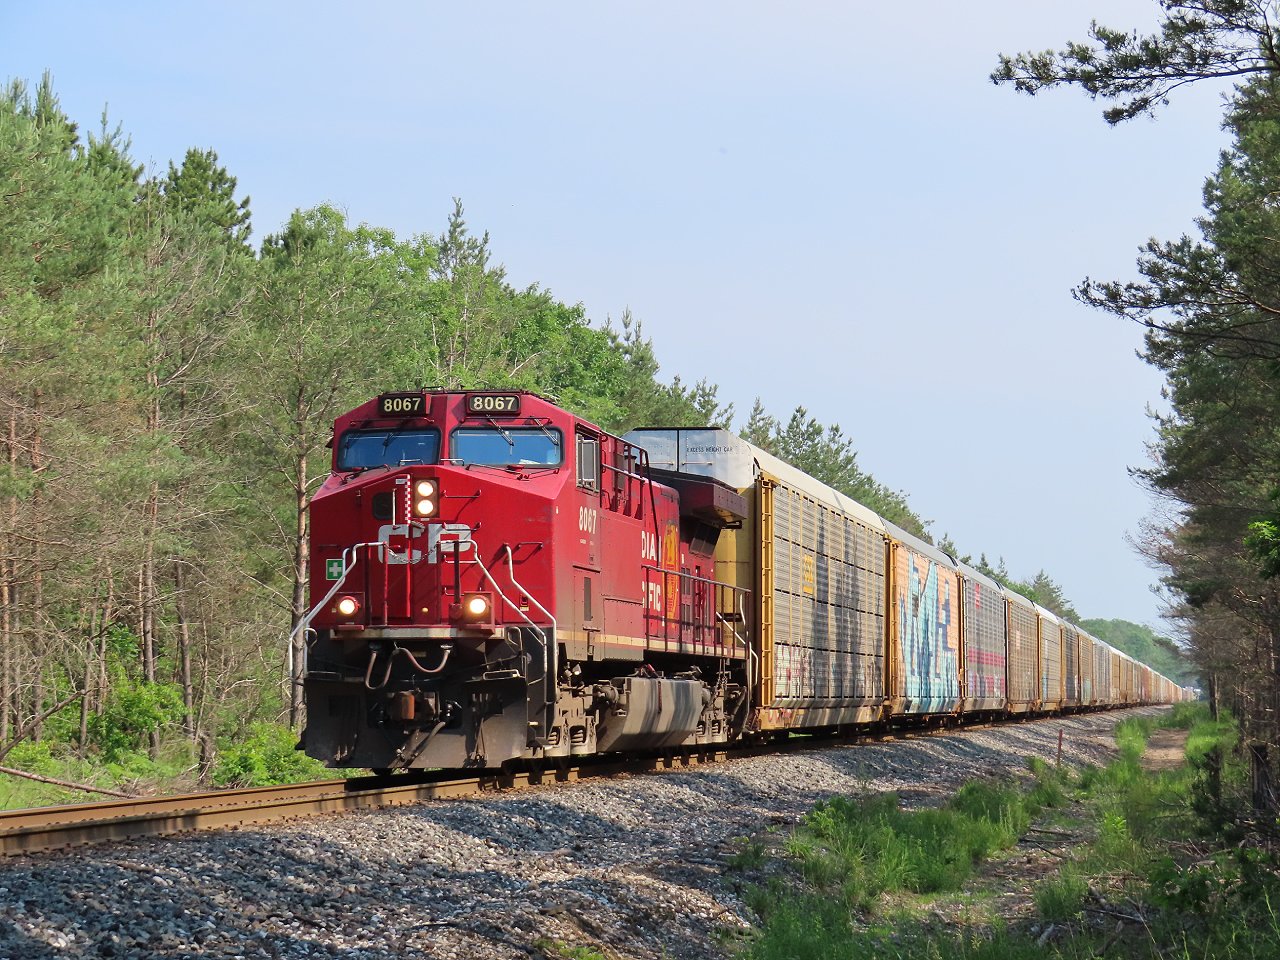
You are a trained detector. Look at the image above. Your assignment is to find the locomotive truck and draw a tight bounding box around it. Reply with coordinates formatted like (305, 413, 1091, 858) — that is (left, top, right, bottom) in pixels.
(298, 390, 1182, 772)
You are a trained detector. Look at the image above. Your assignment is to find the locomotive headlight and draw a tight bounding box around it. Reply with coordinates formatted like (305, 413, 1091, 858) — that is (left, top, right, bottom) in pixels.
(336, 596, 360, 617)
(460, 593, 491, 622)
(412, 479, 439, 518)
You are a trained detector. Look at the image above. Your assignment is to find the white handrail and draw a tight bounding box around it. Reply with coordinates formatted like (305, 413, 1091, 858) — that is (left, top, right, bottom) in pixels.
(466, 537, 557, 701)
(504, 545, 558, 702)
(287, 540, 382, 684)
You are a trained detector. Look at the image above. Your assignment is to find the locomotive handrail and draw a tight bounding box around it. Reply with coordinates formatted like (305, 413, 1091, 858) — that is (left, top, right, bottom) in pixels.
(288, 539, 384, 681)
(637, 446, 662, 564)
(641, 564, 750, 651)
(717, 589, 752, 721)
(503, 545, 558, 706)
(466, 538, 558, 707)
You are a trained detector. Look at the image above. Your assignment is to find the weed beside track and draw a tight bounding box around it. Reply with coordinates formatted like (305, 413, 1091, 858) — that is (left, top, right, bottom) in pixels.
(728, 704, 1279, 960)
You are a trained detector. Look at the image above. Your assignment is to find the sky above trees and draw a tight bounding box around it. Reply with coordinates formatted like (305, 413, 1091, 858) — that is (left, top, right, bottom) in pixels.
(0, 1, 1235, 627)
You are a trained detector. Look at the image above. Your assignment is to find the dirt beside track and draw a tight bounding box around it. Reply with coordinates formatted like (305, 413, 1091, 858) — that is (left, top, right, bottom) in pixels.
(1141, 727, 1190, 773)
(0, 707, 1167, 960)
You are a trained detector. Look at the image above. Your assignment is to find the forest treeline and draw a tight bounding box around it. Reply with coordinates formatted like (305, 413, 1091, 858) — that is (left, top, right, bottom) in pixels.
(0, 75, 955, 795)
(1, 68, 1193, 797)
(994, 0, 1280, 812)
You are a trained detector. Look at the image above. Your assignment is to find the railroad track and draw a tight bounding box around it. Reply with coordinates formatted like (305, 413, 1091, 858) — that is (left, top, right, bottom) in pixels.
(0, 710, 1129, 857)
(0, 750, 730, 857)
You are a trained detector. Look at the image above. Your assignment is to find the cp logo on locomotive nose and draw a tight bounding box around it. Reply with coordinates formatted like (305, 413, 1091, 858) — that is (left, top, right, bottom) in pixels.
(427, 523, 474, 563)
(377, 523, 474, 564)
(376, 523, 423, 565)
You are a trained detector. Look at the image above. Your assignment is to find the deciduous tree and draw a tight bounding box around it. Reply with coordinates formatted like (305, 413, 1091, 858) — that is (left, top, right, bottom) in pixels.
(248, 206, 400, 725)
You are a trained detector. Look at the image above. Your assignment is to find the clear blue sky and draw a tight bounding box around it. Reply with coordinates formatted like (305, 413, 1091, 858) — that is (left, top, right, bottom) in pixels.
(3, 1, 1233, 630)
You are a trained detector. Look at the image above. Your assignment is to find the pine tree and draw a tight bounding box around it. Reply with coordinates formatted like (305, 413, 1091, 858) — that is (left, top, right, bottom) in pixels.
(160, 148, 252, 249)
(992, 1, 1280, 124)
(995, 2, 1280, 802)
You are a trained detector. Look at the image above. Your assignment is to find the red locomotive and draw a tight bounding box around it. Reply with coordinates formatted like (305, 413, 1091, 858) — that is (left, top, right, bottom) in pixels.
(301, 390, 749, 770)
(299, 389, 1185, 772)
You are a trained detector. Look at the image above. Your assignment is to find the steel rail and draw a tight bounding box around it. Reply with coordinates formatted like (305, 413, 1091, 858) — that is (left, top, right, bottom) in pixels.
(0, 707, 1152, 858)
(0, 751, 728, 857)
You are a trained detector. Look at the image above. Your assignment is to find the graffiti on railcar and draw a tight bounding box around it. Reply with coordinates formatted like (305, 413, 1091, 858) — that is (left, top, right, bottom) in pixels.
(898, 550, 959, 712)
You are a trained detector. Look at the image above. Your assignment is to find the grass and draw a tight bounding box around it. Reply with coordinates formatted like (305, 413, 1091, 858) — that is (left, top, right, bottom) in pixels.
(727, 835, 769, 871)
(778, 783, 1030, 912)
(0, 720, 336, 809)
(1033, 867, 1088, 921)
(731, 704, 1277, 960)
(0, 738, 197, 808)
(732, 766, 1062, 957)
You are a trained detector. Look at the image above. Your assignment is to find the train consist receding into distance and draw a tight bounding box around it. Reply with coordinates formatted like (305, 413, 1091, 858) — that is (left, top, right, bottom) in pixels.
(298, 390, 1185, 772)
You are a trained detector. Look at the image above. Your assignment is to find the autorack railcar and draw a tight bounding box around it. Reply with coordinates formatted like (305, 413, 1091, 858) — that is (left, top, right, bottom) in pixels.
(296, 390, 1184, 772)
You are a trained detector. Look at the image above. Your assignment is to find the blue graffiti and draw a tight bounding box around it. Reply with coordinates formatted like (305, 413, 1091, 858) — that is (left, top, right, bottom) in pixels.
(899, 557, 958, 712)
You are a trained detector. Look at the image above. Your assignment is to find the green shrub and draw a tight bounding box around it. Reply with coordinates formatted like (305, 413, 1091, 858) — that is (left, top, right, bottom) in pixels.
(542, 944, 611, 960)
(1094, 812, 1142, 865)
(1, 739, 58, 775)
(1114, 717, 1153, 763)
(728, 836, 768, 871)
(1076, 750, 1143, 796)
(1147, 848, 1280, 959)
(1163, 702, 1207, 730)
(784, 787, 1028, 913)
(1150, 847, 1280, 919)
(929, 929, 1055, 960)
(1185, 716, 1238, 764)
(212, 722, 329, 787)
(87, 678, 185, 762)
(952, 779, 1030, 838)
(747, 910, 1054, 960)
(743, 879, 784, 922)
(746, 894, 856, 960)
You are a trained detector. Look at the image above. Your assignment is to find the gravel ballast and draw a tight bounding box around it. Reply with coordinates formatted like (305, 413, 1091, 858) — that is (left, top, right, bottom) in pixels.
(0, 708, 1164, 960)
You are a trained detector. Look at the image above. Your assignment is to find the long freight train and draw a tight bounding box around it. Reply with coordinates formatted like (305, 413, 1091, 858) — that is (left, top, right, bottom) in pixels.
(299, 390, 1185, 771)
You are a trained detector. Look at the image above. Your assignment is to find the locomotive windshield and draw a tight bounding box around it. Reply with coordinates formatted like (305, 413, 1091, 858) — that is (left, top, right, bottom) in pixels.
(337, 428, 441, 470)
(450, 427, 562, 466)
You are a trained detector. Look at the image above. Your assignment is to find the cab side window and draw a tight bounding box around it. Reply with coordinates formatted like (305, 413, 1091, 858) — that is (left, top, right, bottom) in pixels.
(576, 433, 600, 491)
